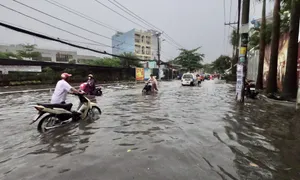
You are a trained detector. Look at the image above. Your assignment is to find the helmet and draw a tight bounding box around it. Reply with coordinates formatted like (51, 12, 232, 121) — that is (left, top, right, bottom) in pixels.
(88, 74, 93, 78)
(61, 72, 72, 79)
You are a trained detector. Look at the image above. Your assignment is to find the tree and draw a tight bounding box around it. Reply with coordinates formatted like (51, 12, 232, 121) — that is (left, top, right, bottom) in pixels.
(120, 52, 142, 68)
(17, 44, 42, 60)
(256, 0, 267, 89)
(87, 57, 121, 67)
(174, 47, 204, 72)
(282, 0, 300, 99)
(266, 0, 281, 94)
(203, 63, 214, 74)
(211, 55, 231, 73)
(0, 52, 22, 59)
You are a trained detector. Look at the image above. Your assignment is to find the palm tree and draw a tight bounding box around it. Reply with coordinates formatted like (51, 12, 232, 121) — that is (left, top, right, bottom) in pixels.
(256, 0, 267, 90)
(282, 0, 300, 99)
(266, 0, 281, 94)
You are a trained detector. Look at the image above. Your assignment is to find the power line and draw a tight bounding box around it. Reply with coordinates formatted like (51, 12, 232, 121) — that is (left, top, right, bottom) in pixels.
(93, 0, 148, 29)
(43, 0, 121, 32)
(0, 21, 160, 63)
(107, 0, 183, 49)
(0, 3, 110, 48)
(0, 19, 111, 49)
(16, 0, 169, 56)
(13, 0, 114, 41)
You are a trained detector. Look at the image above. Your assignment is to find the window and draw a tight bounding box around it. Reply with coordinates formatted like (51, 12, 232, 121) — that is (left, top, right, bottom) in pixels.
(142, 46, 145, 54)
(182, 74, 193, 79)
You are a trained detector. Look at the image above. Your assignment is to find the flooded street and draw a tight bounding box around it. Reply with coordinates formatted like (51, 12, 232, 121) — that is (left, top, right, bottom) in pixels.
(0, 80, 298, 180)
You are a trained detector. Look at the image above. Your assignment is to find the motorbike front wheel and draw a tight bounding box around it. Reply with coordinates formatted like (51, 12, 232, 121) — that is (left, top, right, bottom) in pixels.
(88, 107, 102, 121)
(37, 115, 60, 133)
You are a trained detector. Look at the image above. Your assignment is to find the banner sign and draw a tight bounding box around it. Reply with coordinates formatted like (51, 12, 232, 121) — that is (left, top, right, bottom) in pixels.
(135, 68, 144, 81)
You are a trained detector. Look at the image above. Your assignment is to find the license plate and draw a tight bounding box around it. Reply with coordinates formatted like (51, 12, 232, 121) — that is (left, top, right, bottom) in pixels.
(250, 88, 255, 91)
(185, 79, 190, 81)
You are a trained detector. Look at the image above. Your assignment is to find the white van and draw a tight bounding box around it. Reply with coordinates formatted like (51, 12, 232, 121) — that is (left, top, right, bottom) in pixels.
(181, 73, 196, 86)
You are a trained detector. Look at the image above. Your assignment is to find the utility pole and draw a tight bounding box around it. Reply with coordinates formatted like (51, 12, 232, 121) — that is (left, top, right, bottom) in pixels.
(156, 32, 162, 80)
(236, 0, 250, 102)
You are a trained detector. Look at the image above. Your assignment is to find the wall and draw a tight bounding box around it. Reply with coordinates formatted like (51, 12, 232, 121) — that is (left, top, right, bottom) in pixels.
(0, 59, 135, 86)
(247, 34, 300, 91)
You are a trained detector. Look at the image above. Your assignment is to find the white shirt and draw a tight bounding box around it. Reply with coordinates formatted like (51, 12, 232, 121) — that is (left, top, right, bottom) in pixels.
(51, 79, 72, 104)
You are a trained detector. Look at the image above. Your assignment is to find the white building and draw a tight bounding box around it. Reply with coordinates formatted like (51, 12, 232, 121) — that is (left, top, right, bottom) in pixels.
(0, 44, 99, 63)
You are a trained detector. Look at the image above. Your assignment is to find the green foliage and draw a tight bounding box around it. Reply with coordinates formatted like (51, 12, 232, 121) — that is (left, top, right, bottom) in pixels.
(120, 52, 142, 68)
(202, 63, 214, 74)
(68, 59, 77, 64)
(17, 44, 42, 60)
(230, 30, 239, 47)
(174, 47, 204, 71)
(211, 55, 231, 73)
(87, 57, 121, 67)
(0, 52, 22, 59)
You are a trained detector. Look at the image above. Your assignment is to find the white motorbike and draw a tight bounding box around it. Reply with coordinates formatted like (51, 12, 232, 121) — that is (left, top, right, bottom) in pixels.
(31, 93, 101, 132)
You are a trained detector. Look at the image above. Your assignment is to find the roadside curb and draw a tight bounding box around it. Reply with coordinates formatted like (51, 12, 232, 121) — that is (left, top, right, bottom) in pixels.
(258, 94, 295, 108)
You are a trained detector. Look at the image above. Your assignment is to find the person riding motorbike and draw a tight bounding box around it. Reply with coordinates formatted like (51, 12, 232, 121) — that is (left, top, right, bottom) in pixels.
(148, 74, 158, 92)
(50, 73, 84, 116)
(86, 74, 96, 95)
(51, 73, 82, 104)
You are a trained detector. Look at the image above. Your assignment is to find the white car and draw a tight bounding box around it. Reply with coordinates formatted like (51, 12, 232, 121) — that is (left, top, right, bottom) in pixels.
(181, 73, 196, 86)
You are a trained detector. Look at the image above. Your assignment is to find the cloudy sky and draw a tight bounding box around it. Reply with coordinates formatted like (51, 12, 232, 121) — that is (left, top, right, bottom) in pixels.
(0, 0, 275, 63)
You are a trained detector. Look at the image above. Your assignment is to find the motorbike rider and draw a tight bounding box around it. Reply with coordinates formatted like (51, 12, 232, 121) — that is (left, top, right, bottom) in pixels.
(51, 73, 84, 117)
(51, 73, 82, 104)
(148, 74, 158, 92)
(86, 74, 96, 95)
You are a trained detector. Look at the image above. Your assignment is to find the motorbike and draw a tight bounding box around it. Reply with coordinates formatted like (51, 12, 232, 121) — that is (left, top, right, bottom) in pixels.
(142, 81, 152, 94)
(80, 82, 103, 96)
(30, 93, 102, 133)
(245, 80, 259, 99)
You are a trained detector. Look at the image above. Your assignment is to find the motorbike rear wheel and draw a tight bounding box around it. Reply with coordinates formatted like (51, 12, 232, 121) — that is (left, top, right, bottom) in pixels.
(37, 115, 60, 133)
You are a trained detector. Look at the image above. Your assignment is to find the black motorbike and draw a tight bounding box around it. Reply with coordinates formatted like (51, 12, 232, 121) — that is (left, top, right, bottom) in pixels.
(142, 82, 152, 94)
(245, 80, 259, 99)
(93, 86, 103, 96)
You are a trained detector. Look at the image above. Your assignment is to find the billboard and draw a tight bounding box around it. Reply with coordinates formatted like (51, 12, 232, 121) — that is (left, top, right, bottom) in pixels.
(135, 68, 144, 81)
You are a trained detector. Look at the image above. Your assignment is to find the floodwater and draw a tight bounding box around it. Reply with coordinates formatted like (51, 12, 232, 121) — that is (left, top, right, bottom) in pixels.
(0, 80, 298, 180)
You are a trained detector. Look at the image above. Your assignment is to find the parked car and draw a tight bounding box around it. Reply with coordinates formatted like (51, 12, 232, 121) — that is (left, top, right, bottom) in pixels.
(181, 73, 197, 86)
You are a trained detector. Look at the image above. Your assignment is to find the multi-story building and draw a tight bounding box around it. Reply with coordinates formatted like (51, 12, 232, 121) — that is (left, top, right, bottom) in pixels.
(112, 29, 161, 67)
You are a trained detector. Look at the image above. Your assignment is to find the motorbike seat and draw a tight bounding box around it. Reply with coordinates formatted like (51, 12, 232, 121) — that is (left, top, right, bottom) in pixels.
(37, 103, 73, 111)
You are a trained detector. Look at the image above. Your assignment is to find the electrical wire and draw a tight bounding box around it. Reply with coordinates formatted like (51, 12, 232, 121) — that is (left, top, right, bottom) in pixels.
(107, 0, 183, 49)
(0, 21, 160, 62)
(43, 0, 121, 32)
(0, 3, 110, 48)
(13, 0, 114, 41)
(41, 0, 175, 57)
(93, 0, 147, 29)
